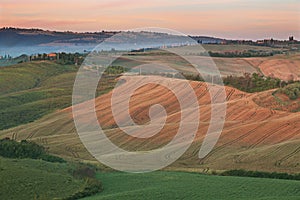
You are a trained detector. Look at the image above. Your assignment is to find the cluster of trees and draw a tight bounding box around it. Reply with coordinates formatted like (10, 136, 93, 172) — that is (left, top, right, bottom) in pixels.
(179, 72, 283, 93)
(181, 73, 204, 81)
(278, 82, 300, 100)
(105, 65, 128, 75)
(30, 53, 53, 61)
(221, 169, 300, 180)
(197, 50, 282, 58)
(0, 138, 65, 163)
(223, 73, 283, 92)
(56, 52, 85, 65)
(0, 54, 13, 60)
(30, 52, 85, 65)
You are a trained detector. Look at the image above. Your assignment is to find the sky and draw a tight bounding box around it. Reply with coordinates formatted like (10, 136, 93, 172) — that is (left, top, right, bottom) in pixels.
(0, 0, 299, 40)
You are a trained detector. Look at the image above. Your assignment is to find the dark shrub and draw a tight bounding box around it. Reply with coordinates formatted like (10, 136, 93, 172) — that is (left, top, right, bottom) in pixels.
(72, 166, 96, 179)
(63, 178, 102, 200)
(0, 138, 65, 163)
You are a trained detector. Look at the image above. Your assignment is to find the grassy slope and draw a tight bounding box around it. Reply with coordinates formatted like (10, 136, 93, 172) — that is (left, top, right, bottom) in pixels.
(0, 61, 118, 130)
(0, 61, 78, 130)
(0, 61, 77, 95)
(84, 171, 300, 200)
(0, 156, 84, 200)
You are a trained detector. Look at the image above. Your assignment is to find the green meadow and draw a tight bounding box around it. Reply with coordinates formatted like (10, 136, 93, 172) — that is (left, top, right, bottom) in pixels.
(0, 156, 85, 200)
(84, 171, 300, 200)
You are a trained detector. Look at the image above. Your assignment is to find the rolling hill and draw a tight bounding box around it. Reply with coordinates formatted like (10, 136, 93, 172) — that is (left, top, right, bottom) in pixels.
(0, 61, 78, 130)
(0, 61, 118, 130)
(121, 48, 300, 80)
(1, 75, 299, 173)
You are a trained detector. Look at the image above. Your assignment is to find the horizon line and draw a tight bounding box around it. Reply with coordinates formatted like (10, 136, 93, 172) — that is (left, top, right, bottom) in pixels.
(1, 26, 297, 41)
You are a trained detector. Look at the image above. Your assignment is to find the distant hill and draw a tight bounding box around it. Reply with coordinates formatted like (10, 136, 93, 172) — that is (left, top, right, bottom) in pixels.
(0, 27, 224, 47)
(0, 27, 117, 47)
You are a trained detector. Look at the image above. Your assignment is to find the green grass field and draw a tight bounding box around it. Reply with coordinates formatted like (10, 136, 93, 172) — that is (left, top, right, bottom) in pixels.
(1, 157, 299, 200)
(0, 156, 85, 200)
(83, 171, 300, 200)
(0, 61, 78, 130)
(0, 61, 117, 130)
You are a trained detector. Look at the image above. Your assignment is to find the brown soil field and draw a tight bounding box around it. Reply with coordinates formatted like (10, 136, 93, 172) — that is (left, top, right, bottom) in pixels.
(123, 52, 300, 81)
(246, 54, 300, 81)
(1, 76, 299, 173)
(208, 54, 300, 81)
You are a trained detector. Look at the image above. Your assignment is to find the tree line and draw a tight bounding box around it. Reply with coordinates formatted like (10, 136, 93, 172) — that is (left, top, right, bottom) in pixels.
(30, 52, 85, 65)
(223, 73, 283, 92)
(181, 72, 285, 93)
(221, 169, 300, 180)
(0, 138, 65, 163)
(197, 50, 283, 58)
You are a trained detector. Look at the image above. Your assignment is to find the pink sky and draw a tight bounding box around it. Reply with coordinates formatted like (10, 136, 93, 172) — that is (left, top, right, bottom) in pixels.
(0, 0, 299, 40)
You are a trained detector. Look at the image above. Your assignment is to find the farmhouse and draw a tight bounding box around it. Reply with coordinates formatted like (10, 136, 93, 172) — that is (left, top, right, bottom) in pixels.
(47, 53, 57, 60)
